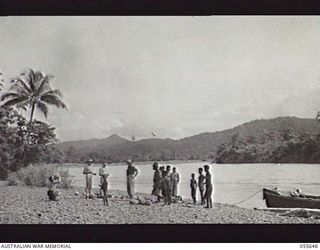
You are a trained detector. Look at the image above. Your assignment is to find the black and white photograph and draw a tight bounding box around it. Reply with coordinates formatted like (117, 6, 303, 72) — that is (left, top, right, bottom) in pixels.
(1, 16, 320, 226)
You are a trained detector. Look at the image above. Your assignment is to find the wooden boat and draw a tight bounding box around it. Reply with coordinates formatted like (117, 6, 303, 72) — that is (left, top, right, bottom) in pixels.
(263, 188, 320, 209)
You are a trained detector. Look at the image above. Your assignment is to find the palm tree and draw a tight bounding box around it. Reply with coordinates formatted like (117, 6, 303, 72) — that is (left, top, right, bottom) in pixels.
(0, 69, 67, 122)
(0, 72, 4, 92)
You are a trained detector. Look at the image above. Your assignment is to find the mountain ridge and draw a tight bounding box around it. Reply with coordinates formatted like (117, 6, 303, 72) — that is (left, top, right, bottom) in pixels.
(57, 116, 320, 163)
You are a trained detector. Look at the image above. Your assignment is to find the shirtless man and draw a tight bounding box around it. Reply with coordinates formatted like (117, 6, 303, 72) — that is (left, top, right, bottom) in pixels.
(83, 159, 96, 199)
(190, 173, 197, 204)
(204, 165, 213, 208)
(99, 162, 108, 196)
(101, 174, 109, 206)
(198, 167, 205, 205)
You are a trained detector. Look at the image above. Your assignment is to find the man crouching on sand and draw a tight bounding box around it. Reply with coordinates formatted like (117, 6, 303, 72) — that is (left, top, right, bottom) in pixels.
(48, 174, 61, 201)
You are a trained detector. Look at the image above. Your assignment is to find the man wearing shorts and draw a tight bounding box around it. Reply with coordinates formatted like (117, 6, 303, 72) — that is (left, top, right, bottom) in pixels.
(83, 159, 96, 199)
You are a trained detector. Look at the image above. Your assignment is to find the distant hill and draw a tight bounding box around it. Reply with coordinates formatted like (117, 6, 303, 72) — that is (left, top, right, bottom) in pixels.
(58, 134, 129, 162)
(58, 134, 129, 151)
(57, 117, 320, 163)
(214, 117, 320, 163)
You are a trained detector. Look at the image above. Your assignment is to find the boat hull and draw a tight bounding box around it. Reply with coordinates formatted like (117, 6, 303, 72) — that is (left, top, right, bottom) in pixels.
(263, 188, 320, 209)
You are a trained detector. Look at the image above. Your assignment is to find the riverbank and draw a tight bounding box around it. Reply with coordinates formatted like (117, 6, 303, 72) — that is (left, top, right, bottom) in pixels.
(0, 186, 319, 224)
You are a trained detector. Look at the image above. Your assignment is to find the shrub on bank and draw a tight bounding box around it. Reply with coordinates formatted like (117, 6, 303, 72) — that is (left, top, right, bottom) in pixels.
(7, 164, 73, 188)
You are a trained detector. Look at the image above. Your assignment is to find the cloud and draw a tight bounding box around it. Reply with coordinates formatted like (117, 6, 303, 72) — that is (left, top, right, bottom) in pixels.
(1, 16, 320, 141)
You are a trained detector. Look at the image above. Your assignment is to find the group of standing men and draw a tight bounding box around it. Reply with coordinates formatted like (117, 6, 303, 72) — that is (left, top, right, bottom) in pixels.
(150, 162, 213, 208)
(190, 165, 213, 208)
(151, 162, 180, 205)
(83, 159, 110, 203)
(82, 159, 213, 208)
(82, 159, 140, 201)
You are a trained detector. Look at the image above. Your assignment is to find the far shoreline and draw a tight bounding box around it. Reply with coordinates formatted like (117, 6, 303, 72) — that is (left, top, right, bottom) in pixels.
(62, 161, 320, 167)
(62, 159, 211, 167)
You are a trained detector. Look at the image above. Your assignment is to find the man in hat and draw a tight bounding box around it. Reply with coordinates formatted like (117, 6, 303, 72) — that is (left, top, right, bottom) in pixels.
(126, 159, 139, 199)
(83, 159, 96, 199)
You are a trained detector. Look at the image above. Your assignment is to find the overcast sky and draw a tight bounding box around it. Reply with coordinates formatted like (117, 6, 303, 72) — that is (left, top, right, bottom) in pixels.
(1, 16, 320, 142)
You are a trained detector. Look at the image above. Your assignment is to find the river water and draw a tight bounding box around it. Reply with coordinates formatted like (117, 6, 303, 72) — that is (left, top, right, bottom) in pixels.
(66, 162, 320, 208)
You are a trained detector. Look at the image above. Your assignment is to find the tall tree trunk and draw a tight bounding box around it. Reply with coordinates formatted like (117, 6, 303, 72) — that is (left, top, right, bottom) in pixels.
(30, 103, 35, 122)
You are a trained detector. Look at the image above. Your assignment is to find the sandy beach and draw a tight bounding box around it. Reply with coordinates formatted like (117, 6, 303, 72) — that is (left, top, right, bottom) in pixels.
(0, 186, 319, 224)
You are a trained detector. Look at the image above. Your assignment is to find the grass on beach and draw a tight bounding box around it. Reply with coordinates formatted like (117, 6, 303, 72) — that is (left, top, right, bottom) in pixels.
(6, 164, 73, 188)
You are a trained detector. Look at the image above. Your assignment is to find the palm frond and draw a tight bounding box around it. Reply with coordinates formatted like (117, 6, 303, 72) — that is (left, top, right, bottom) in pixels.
(35, 71, 44, 83)
(42, 89, 63, 98)
(37, 74, 54, 95)
(36, 101, 49, 118)
(17, 88, 32, 98)
(8, 84, 31, 97)
(8, 84, 25, 94)
(9, 77, 32, 94)
(2, 96, 29, 107)
(26, 69, 36, 92)
(40, 95, 68, 110)
(1, 92, 20, 101)
(16, 100, 29, 111)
